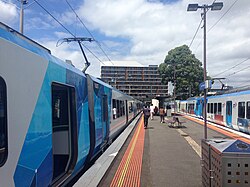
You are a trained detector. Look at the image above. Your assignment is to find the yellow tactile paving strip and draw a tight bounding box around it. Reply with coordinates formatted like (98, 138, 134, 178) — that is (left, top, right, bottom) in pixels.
(110, 117, 145, 187)
(183, 115, 250, 144)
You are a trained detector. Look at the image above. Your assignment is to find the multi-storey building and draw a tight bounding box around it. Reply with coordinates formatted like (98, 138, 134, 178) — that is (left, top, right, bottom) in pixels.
(101, 61, 168, 100)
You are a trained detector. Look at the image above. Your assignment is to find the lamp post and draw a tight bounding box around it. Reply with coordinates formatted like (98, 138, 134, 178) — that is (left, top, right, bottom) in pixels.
(187, 2, 223, 139)
(19, 0, 28, 34)
(173, 64, 176, 114)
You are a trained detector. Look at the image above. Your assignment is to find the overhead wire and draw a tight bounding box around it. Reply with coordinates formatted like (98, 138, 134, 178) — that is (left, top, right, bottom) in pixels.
(189, 19, 203, 48)
(65, 0, 113, 64)
(33, 0, 105, 65)
(235, 80, 250, 88)
(208, 0, 239, 33)
(224, 63, 250, 78)
(189, 0, 216, 49)
(212, 57, 250, 77)
(193, 0, 238, 52)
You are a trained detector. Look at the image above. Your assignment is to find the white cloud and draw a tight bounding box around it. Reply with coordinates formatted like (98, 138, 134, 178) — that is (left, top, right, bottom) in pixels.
(0, 1, 18, 24)
(2, 0, 250, 88)
(76, 0, 250, 87)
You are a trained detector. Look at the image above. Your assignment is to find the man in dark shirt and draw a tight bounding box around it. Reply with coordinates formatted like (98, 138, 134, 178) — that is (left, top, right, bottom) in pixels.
(143, 106, 150, 128)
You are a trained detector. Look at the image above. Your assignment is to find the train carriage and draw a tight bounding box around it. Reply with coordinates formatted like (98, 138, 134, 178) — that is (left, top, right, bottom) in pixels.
(0, 22, 142, 187)
(0, 22, 92, 186)
(207, 90, 250, 133)
(178, 89, 250, 135)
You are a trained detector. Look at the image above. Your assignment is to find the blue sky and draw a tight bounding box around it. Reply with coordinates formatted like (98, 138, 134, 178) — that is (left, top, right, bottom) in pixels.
(1, 0, 250, 88)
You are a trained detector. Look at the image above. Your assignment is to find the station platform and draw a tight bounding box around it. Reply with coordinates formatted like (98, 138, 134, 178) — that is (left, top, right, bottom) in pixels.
(74, 114, 250, 187)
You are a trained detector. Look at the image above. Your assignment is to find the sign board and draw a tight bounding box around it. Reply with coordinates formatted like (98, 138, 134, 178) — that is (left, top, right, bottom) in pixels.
(199, 80, 212, 91)
(199, 82, 205, 91)
(168, 81, 174, 95)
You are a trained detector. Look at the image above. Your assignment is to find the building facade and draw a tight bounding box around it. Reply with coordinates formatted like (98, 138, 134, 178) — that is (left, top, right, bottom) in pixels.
(101, 61, 168, 100)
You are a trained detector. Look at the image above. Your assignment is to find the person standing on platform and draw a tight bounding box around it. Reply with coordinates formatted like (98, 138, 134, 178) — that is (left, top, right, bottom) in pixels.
(112, 107, 117, 119)
(154, 106, 158, 116)
(150, 104, 154, 120)
(143, 106, 150, 128)
(159, 107, 165, 123)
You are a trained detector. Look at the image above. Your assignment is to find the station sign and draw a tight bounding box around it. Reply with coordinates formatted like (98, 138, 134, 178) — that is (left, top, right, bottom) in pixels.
(199, 80, 212, 91)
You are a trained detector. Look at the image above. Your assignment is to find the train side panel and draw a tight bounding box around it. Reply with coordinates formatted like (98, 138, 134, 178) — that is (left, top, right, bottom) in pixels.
(0, 24, 91, 186)
(87, 75, 112, 159)
(208, 92, 250, 133)
(180, 90, 250, 135)
(110, 89, 129, 140)
(0, 35, 49, 187)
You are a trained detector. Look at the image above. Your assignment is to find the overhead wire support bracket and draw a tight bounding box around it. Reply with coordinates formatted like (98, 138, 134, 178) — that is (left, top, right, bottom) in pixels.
(59, 37, 94, 73)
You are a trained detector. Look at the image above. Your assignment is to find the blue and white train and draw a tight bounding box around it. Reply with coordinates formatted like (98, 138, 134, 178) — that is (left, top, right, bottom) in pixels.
(0, 22, 142, 186)
(178, 89, 250, 134)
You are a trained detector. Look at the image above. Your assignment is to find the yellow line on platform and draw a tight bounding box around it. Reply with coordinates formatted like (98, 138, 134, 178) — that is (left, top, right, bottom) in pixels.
(116, 119, 142, 187)
(176, 129, 201, 158)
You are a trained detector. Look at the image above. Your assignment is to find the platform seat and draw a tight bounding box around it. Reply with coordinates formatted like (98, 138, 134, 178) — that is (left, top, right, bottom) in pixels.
(166, 117, 186, 128)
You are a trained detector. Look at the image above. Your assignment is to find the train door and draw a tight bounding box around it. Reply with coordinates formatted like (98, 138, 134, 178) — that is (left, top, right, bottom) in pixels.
(51, 83, 78, 185)
(226, 101, 233, 127)
(0, 77, 7, 167)
(102, 95, 109, 142)
(125, 100, 128, 122)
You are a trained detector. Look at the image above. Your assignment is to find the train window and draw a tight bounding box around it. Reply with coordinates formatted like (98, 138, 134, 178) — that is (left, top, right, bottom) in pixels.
(52, 88, 69, 126)
(211, 103, 214, 114)
(218, 103, 222, 114)
(246, 102, 250, 119)
(0, 77, 8, 167)
(120, 100, 125, 116)
(238, 102, 245, 118)
(112, 99, 117, 119)
(128, 103, 133, 113)
(208, 103, 211, 113)
(214, 103, 218, 114)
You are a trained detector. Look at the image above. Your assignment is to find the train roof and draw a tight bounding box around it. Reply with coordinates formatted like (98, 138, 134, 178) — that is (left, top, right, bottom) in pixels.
(88, 75, 135, 100)
(88, 74, 112, 89)
(0, 22, 85, 77)
(187, 97, 199, 101)
(208, 89, 250, 99)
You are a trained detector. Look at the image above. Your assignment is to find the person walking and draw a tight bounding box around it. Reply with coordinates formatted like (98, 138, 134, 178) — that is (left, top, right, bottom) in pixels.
(150, 104, 154, 120)
(159, 107, 165, 123)
(143, 106, 150, 128)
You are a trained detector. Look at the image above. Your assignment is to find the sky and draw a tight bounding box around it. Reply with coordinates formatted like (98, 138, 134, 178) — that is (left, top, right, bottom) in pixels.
(1, 0, 250, 88)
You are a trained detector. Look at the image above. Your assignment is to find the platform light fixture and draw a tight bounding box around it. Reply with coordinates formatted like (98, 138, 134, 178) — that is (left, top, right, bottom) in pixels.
(187, 4, 199, 11)
(211, 2, 223, 11)
(187, 2, 223, 139)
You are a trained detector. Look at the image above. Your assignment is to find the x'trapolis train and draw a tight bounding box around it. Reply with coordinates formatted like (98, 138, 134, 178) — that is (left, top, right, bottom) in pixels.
(0, 22, 142, 186)
(178, 88, 250, 134)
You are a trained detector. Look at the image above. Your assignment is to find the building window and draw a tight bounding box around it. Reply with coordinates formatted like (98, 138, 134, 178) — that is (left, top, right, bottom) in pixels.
(238, 102, 245, 118)
(0, 77, 8, 167)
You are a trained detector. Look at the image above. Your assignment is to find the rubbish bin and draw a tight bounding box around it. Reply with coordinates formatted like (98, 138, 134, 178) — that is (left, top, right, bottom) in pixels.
(201, 139, 250, 187)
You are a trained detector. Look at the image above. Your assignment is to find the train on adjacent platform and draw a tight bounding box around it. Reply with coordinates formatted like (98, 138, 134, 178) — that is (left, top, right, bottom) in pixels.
(0, 22, 142, 186)
(178, 89, 250, 134)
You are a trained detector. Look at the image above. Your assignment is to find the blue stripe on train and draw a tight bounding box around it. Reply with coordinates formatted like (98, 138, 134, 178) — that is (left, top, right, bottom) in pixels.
(14, 61, 90, 186)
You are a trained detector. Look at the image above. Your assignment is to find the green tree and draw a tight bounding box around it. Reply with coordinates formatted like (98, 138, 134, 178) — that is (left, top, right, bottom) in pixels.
(159, 45, 204, 100)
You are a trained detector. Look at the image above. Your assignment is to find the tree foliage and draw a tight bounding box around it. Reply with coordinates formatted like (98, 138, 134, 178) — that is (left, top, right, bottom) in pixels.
(158, 45, 204, 100)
